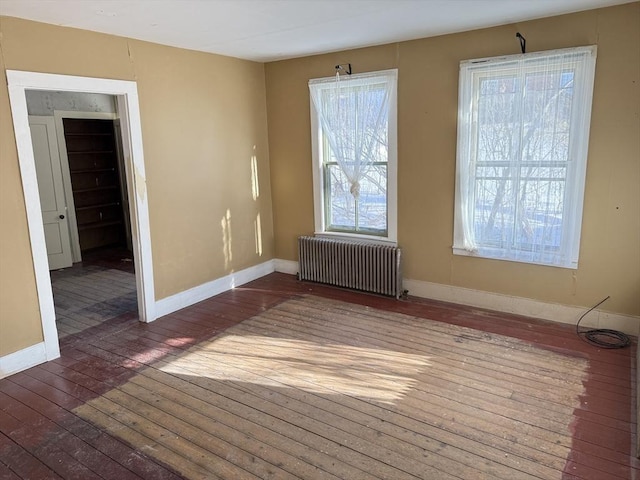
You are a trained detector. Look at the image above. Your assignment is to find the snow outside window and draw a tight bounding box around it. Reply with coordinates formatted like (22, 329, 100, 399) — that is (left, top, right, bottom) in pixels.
(454, 46, 597, 268)
(309, 69, 397, 243)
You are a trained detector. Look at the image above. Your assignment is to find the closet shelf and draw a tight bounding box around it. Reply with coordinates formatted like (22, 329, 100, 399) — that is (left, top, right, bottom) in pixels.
(67, 150, 114, 155)
(64, 117, 125, 252)
(75, 202, 120, 211)
(78, 220, 123, 231)
(70, 168, 116, 174)
(73, 185, 119, 194)
(64, 132, 112, 137)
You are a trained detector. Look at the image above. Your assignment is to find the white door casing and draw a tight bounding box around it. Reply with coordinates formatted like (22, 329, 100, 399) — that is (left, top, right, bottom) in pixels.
(29, 116, 73, 270)
(6, 70, 156, 367)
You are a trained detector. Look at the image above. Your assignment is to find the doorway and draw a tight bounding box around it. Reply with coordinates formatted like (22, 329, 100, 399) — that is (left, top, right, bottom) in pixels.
(28, 95, 139, 339)
(7, 71, 156, 363)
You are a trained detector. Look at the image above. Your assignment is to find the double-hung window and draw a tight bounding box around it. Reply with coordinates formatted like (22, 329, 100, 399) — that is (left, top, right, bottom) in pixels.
(454, 46, 597, 268)
(309, 69, 397, 243)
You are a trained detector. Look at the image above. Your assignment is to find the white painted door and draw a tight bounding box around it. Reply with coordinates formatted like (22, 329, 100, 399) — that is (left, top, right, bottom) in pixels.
(29, 116, 73, 270)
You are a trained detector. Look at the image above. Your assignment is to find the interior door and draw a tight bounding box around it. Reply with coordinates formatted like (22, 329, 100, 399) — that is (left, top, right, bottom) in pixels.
(29, 116, 73, 270)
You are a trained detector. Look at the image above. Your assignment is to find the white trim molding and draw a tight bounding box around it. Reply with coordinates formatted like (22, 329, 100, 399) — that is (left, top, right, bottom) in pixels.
(274, 258, 299, 275)
(309, 69, 398, 244)
(0, 343, 47, 379)
(273, 259, 638, 335)
(404, 278, 639, 336)
(155, 260, 276, 318)
(453, 46, 597, 269)
(5, 70, 156, 374)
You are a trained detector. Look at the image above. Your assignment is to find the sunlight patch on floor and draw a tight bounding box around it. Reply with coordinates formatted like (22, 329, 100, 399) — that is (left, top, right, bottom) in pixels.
(160, 333, 433, 404)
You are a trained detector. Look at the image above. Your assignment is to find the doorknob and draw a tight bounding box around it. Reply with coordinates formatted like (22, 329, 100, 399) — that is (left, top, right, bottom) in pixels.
(59, 214, 65, 219)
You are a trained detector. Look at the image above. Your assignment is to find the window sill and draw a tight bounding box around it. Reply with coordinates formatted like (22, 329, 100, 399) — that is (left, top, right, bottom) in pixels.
(452, 246, 577, 269)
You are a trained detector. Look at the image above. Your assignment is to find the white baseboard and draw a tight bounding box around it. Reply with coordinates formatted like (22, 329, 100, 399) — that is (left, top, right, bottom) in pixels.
(272, 258, 638, 335)
(155, 260, 276, 318)
(0, 342, 47, 379)
(274, 258, 298, 275)
(404, 278, 639, 336)
(4, 260, 634, 380)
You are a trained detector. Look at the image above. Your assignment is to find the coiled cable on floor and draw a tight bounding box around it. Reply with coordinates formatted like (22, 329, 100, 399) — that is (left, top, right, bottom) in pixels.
(576, 296, 630, 349)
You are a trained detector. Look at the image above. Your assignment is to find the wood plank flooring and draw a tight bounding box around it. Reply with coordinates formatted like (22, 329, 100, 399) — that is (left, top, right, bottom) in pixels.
(50, 248, 137, 339)
(51, 266, 137, 339)
(1, 273, 637, 479)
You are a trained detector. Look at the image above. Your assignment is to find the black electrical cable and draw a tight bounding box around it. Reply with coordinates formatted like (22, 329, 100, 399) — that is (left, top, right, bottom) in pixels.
(575, 295, 630, 349)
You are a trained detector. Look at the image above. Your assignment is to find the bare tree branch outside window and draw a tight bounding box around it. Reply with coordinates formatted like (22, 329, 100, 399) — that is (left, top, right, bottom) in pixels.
(454, 47, 597, 268)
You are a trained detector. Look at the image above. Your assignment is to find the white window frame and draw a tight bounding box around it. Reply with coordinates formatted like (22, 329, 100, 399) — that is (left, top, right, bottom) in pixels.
(453, 46, 597, 268)
(309, 69, 398, 245)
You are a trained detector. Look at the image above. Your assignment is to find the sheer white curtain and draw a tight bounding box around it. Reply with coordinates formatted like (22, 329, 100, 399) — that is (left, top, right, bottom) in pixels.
(454, 46, 597, 268)
(309, 70, 396, 199)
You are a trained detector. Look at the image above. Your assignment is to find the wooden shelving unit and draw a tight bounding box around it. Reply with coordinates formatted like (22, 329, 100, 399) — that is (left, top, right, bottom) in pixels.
(63, 118, 126, 252)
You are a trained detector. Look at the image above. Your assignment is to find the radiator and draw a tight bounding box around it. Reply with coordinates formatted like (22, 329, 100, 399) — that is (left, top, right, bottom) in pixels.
(298, 236, 403, 299)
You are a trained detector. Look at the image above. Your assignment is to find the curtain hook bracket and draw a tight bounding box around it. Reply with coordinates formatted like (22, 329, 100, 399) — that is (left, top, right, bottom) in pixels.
(335, 63, 352, 75)
(516, 32, 526, 54)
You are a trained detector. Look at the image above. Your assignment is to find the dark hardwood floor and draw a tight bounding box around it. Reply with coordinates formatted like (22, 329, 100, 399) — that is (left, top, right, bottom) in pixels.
(0, 272, 637, 479)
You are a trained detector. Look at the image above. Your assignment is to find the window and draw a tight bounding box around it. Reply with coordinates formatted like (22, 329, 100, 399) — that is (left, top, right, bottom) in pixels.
(309, 69, 397, 242)
(454, 46, 597, 268)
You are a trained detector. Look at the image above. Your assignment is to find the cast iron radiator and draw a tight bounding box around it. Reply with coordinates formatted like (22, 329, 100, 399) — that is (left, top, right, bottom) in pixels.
(297, 236, 402, 299)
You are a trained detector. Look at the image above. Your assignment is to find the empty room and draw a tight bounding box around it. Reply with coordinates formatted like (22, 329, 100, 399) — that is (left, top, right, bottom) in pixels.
(0, 1, 638, 479)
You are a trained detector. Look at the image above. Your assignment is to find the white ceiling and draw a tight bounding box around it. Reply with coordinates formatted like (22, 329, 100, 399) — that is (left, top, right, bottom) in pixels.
(0, 0, 634, 62)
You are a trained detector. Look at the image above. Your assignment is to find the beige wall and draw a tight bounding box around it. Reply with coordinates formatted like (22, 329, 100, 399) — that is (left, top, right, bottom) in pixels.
(131, 40, 273, 296)
(0, 17, 273, 356)
(265, 3, 640, 316)
(0, 45, 43, 355)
